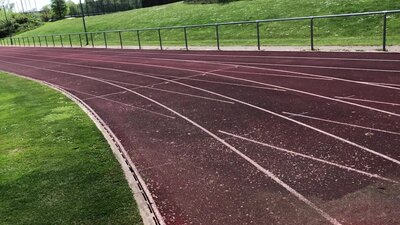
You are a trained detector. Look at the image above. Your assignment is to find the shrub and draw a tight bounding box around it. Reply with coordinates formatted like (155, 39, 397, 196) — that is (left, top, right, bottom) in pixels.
(184, 0, 237, 4)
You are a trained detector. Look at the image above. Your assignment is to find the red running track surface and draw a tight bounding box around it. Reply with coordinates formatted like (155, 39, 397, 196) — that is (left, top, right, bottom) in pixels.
(0, 47, 400, 225)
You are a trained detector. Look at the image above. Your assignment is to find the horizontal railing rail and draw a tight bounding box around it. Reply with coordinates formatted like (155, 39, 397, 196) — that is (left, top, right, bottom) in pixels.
(1, 9, 399, 51)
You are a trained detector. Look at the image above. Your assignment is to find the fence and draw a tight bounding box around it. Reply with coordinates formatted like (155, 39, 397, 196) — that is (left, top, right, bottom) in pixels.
(1, 9, 400, 51)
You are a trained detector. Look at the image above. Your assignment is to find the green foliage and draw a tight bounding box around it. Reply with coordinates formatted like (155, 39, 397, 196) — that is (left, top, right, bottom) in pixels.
(41, 5, 53, 22)
(0, 72, 142, 225)
(10, 0, 400, 46)
(184, 0, 236, 4)
(0, 12, 42, 38)
(66, 0, 79, 16)
(51, 0, 67, 20)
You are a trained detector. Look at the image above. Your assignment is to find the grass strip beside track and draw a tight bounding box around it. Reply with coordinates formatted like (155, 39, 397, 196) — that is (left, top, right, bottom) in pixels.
(0, 71, 142, 225)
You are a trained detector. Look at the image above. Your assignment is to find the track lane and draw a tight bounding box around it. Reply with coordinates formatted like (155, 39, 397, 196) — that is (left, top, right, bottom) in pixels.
(1, 47, 399, 225)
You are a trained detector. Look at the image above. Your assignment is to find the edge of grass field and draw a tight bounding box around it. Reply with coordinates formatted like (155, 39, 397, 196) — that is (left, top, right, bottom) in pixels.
(8, 72, 166, 225)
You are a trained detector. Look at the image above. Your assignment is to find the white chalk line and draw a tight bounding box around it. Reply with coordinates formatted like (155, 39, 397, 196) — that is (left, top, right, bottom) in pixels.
(83, 90, 127, 100)
(2, 55, 400, 166)
(25, 47, 400, 63)
(52, 85, 176, 119)
(335, 96, 400, 107)
(145, 72, 286, 92)
(129, 66, 237, 91)
(283, 112, 400, 136)
(218, 130, 398, 184)
(370, 82, 400, 88)
(131, 73, 206, 90)
(100, 78, 235, 104)
(5, 53, 399, 118)
(25, 49, 398, 92)
(56, 51, 400, 92)
(222, 70, 333, 81)
(0, 58, 342, 225)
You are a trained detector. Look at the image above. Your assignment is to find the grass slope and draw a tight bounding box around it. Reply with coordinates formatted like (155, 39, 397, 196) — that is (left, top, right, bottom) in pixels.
(12, 0, 400, 47)
(0, 72, 142, 225)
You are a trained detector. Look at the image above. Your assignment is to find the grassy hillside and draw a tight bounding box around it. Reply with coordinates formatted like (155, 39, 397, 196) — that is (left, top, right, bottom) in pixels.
(10, 0, 400, 47)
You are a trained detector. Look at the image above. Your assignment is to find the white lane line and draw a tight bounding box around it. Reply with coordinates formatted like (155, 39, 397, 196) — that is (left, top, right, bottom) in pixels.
(131, 73, 206, 90)
(283, 112, 400, 136)
(2, 56, 400, 165)
(223, 61, 400, 73)
(59, 52, 400, 92)
(146, 73, 286, 92)
(0, 59, 342, 225)
(55, 86, 176, 119)
(370, 82, 400, 87)
(218, 130, 398, 184)
(26, 50, 397, 92)
(5, 54, 398, 118)
(32, 48, 400, 63)
(335, 96, 400, 107)
(83, 90, 127, 100)
(218, 70, 333, 81)
(101, 78, 235, 104)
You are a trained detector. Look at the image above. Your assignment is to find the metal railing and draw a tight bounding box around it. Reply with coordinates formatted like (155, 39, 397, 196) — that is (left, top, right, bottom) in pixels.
(1, 9, 400, 51)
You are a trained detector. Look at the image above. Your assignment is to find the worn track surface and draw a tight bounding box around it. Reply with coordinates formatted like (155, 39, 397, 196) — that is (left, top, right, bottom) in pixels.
(0, 47, 399, 225)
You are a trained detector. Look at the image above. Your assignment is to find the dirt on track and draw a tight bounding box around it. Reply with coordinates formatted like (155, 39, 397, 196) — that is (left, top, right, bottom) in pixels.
(0, 47, 399, 225)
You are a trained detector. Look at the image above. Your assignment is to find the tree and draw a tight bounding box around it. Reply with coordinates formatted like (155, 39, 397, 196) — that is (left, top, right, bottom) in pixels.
(41, 5, 52, 22)
(66, 0, 78, 16)
(51, 0, 67, 20)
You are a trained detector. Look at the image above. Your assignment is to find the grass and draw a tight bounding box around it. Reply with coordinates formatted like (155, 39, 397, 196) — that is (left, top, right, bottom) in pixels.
(0, 72, 142, 225)
(5, 0, 400, 47)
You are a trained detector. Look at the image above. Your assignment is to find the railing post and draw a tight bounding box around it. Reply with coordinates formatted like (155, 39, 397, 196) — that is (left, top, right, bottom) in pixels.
(79, 34, 83, 48)
(256, 21, 260, 50)
(183, 27, 188, 51)
(137, 30, 141, 49)
(158, 29, 163, 50)
(45, 36, 48, 47)
(103, 32, 107, 48)
(90, 33, 94, 48)
(33, 37, 36, 47)
(22, 37, 26, 46)
(69, 34, 73, 47)
(38, 37, 42, 47)
(383, 12, 387, 51)
(310, 17, 314, 51)
(18, 38, 21, 46)
(118, 31, 123, 49)
(216, 24, 220, 51)
(27, 37, 30, 46)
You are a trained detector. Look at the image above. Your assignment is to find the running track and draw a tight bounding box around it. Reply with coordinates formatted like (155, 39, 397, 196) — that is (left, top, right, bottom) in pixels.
(0, 47, 400, 225)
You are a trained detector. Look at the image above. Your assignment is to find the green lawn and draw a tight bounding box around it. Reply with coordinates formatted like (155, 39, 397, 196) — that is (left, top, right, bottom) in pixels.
(6, 0, 400, 48)
(0, 72, 142, 225)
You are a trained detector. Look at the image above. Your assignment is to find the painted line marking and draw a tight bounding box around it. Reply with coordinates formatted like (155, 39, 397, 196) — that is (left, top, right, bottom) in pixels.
(5, 53, 398, 118)
(146, 73, 286, 92)
(335, 96, 400, 107)
(370, 82, 400, 87)
(83, 90, 127, 101)
(131, 73, 206, 90)
(2, 56, 400, 165)
(102, 78, 235, 104)
(218, 130, 398, 184)
(54, 85, 176, 119)
(221, 70, 333, 81)
(283, 112, 400, 136)
(0, 58, 341, 225)
(40, 50, 400, 92)
(29, 47, 400, 63)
